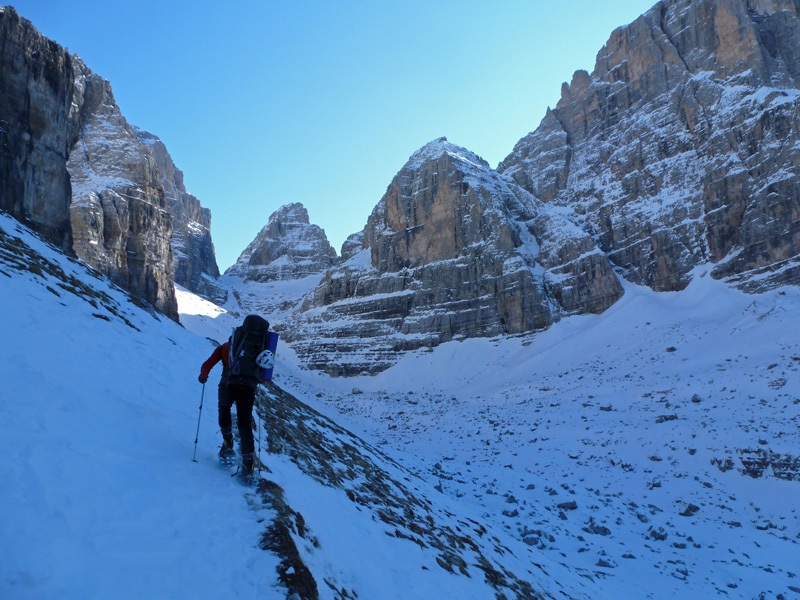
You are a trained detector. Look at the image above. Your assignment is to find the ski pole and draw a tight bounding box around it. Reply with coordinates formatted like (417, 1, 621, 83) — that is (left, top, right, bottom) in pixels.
(256, 395, 262, 474)
(192, 383, 206, 462)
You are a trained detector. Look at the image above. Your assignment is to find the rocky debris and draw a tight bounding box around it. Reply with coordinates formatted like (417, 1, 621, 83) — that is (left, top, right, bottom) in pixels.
(287, 138, 622, 375)
(226, 202, 337, 283)
(738, 447, 800, 480)
(679, 503, 701, 517)
(256, 381, 546, 600)
(499, 0, 800, 293)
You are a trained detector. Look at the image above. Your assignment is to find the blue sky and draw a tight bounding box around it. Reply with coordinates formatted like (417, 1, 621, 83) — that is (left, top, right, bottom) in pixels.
(11, 1, 657, 270)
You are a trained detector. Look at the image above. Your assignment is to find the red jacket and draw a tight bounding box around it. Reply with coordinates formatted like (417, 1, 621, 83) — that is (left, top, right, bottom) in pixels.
(200, 341, 230, 381)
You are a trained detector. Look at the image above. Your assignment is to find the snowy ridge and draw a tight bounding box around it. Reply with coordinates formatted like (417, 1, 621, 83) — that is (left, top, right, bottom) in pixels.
(404, 136, 491, 173)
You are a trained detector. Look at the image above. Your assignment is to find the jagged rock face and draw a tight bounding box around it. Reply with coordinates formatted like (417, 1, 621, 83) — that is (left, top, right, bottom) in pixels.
(364, 141, 519, 271)
(67, 59, 178, 319)
(136, 129, 226, 305)
(0, 6, 73, 249)
(0, 7, 180, 318)
(340, 231, 365, 262)
(499, 0, 800, 292)
(226, 202, 338, 282)
(288, 139, 622, 375)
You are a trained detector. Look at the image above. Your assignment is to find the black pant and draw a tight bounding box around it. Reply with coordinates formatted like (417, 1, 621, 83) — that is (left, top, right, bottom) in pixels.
(218, 383, 255, 457)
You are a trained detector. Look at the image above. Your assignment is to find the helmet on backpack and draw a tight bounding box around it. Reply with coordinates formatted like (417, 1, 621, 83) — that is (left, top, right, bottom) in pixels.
(256, 349, 275, 370)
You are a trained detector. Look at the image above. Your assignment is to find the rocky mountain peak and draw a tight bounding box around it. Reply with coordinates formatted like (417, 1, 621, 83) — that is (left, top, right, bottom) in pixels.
(363, 138, 519, 273)
(270, 202, 315, 230)
(404, 136, 490, 172)
(225, 202, 338, 282)
(283, 139, 622, 375)
(500, 0, 800, 292)
(274, 0, 800, 373)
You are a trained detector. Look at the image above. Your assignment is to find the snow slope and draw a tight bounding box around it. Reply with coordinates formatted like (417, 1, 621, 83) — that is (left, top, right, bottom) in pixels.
(217, 266, 800, 598)
(0, 213, 575, 599)
(0, 213, 282, 599)
(3, 207, 799, 599)
(292, 274, 800, 599)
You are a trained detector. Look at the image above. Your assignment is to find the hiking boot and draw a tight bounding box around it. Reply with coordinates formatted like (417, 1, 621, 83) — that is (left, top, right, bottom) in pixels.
(218, 438, 236, 466)
(239, 453, 255, 485)
(238, 469, 256, 486)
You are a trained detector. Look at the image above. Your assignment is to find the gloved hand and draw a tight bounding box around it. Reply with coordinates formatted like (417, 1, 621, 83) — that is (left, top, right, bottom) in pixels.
(198, 375, 208, 384)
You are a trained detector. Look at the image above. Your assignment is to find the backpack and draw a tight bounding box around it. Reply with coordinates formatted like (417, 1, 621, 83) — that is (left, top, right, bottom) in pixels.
(227, 315, 270, 388)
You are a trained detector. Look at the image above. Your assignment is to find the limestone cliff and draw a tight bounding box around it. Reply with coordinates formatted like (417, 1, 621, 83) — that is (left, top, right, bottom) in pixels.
(67, 58, 177, 319)
(0, 6, 73, 249)
(0, 7, 177, 317)
(0, 6, 222, 319)
(499, 0, 800, 292)
(287, 139, 622, 375)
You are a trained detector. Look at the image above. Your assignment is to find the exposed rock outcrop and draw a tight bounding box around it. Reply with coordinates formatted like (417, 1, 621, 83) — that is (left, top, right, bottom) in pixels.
(499, 0, 800, 292)
(226, 202, 338, 283)
(0, 6, 222, 319)
(0, 6, 73, 249)
(136, 128, 226, 305)
(340, 231, 365, 262)
(67, 59, 177, 319)
(287, 139, 622, 375)
(282, 0, 800, 374)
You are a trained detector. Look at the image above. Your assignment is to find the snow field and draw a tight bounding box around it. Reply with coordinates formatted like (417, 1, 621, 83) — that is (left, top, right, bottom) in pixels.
(4, 209, 800, 599)
(270, 268, 800, 599)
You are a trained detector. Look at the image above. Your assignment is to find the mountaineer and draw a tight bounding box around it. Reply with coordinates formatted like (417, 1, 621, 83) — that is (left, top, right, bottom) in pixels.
(199, 315, 271, 484)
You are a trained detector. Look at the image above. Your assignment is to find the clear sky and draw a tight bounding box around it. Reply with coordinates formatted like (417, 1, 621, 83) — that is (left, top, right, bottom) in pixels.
(9, 1, 657, 271)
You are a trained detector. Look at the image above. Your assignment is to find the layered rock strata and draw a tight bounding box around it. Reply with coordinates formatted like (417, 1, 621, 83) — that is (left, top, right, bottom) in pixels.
(67, 59, 177, 318)
(226, 202, 338, 283)
(287, 139, 623, 375)
(0, 7, 222, 319)
(499, 0, 800, 292)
